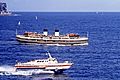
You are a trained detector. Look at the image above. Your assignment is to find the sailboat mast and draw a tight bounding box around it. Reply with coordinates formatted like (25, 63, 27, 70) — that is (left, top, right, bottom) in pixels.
(16, 21, 21, 35)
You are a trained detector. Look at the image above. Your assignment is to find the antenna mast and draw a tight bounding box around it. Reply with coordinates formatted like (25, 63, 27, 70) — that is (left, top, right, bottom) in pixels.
(47, 52, 52, 58)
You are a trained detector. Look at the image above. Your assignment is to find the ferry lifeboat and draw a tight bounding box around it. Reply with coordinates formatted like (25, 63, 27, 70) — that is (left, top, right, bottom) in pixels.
(15, 52, 73, 74)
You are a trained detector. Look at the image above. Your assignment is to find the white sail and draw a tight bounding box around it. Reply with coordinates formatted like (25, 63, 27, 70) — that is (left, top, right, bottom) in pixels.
(18, 21, 21, 25)
(35, 16, 38, 20)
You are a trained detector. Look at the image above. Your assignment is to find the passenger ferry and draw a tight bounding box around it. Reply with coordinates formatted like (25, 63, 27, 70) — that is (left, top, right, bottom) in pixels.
(15, 52, 73, 74)
(16, 29, 88, 46)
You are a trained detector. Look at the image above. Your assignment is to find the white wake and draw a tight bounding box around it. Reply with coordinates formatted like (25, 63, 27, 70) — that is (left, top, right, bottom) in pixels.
(0, 65, 54, 76)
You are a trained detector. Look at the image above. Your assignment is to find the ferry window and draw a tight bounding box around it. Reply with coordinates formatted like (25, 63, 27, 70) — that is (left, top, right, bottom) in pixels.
(37, 61, 41, 62)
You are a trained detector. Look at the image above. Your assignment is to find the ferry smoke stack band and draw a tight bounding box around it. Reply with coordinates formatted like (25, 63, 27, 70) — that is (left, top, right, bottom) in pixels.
(55, 29, 59, 36)
(43, 29, 48, 36)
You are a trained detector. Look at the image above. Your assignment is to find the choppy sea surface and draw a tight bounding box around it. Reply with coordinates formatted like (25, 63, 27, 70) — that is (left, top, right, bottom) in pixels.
(0, 12, 120, 80)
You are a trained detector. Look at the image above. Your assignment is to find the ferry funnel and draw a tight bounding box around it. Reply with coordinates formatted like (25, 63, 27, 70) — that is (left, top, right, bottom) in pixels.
(43, 29, 48, 36)
(55, 29, 59, 36)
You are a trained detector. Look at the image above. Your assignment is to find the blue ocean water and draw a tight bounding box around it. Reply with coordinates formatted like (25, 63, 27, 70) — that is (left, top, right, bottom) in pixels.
(0, 12, 120, 80)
